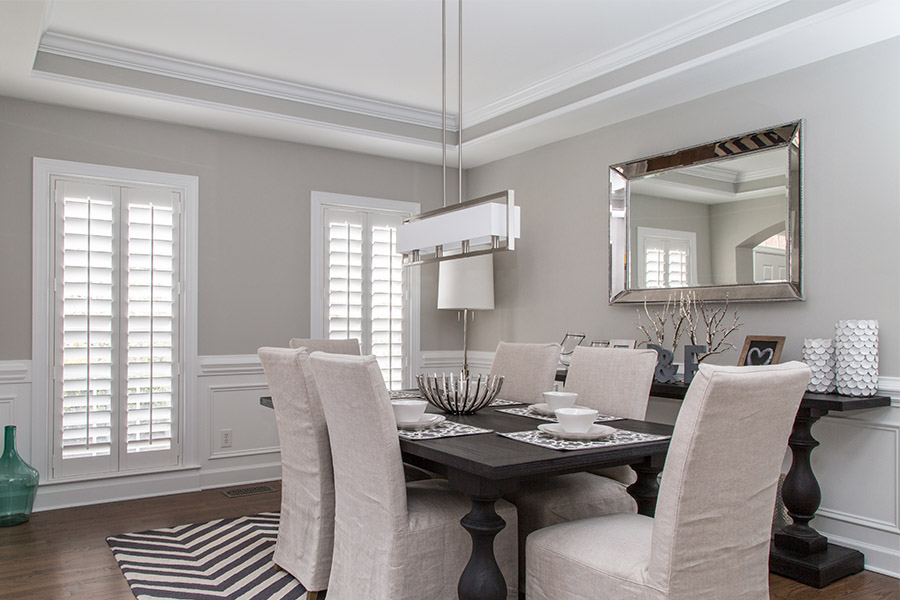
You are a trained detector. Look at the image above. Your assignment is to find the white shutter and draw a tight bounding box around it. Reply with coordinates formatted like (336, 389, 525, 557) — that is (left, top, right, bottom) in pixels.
(124, 187, 179, 464)
(53, 179, 180, 478)
(325, 209, 365, 342)
(322, 206, 407, 389)
(642, 234, 691, 289)
(56, 181, 118, 476)
(370, 216, 404, 389)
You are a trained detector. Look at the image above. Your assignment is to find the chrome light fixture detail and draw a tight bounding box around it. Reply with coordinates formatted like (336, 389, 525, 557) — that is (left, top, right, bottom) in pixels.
(398, 0, 519, 267)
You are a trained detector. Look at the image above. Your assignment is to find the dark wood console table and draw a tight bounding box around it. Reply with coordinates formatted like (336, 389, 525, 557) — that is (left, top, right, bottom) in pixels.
(649, 381, 891, 587)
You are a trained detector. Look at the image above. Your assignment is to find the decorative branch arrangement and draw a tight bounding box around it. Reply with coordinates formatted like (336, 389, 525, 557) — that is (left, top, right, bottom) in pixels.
(636, 291, 742, 363)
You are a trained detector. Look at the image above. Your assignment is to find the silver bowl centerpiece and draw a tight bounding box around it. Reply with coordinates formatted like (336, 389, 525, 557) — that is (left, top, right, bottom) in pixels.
(415, 372, 504, 415)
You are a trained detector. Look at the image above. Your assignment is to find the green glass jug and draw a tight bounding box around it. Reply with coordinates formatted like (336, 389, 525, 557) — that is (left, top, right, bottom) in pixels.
(0, 425, 39, 526)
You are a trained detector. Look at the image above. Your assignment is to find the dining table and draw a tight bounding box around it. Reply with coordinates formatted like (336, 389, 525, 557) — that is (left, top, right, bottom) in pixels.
(261, 394, 673, 600)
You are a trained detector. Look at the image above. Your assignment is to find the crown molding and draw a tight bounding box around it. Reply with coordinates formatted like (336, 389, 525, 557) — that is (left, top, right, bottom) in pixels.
(37, 31, 457, 131)
(464, 0, 790, 126)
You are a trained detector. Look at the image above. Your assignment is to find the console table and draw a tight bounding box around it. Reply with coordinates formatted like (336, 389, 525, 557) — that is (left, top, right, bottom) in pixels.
(649, 381, 891, 587)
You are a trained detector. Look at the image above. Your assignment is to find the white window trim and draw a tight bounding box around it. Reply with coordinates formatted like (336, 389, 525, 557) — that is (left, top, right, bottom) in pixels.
(636, 226, 698, 288)
(32, 158, 199, 482)
(310, 191, 420, 387)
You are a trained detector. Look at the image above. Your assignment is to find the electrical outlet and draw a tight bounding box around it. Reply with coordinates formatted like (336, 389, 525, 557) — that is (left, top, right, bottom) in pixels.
(221, 429, 232, 448)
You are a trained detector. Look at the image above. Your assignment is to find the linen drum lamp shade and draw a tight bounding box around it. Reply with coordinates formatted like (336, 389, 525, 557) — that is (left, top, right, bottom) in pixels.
(438, 254, 495, 310)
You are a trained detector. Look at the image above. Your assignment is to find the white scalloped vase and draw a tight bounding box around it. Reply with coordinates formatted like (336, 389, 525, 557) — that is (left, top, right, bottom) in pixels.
(801, 338, 836, 394)
(833, 319, 879, 397)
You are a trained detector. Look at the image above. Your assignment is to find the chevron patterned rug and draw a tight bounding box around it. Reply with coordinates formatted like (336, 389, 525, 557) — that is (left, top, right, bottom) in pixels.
(107, 512, 308, 600)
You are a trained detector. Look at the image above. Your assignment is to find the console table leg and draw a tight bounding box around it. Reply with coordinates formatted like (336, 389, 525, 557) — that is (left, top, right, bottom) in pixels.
(769, 406, 865, 587)
(775, 407, 827, 554)
(458, 497, 507, 600)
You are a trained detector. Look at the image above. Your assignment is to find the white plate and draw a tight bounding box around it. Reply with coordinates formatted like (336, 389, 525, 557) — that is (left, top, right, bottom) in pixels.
(530, 403, 590, 417)
(397, 414, 446, 431)
(538, 423, 617, 441)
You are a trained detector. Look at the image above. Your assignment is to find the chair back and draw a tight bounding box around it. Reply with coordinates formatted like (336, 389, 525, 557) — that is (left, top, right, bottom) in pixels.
(258, 346, 334, 591)
(489, 341, 561, 403)
(289, 337, 361, 354)
(648, 362, 810, 599)
(310, 352, 409, 537)
(563, 346, 657, 419)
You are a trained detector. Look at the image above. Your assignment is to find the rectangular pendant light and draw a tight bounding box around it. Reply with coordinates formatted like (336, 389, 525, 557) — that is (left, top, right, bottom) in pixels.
(397, 190, 519, 266)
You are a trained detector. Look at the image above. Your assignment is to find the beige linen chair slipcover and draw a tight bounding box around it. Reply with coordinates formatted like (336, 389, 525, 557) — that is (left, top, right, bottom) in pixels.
(288, 337, 361, 354)
(287, 337, 431, 482)
(488, 341, 561, 404)
(310, 352, 519, 600)
(258, 347, 333, 595)
(504, 346, 657, 588)
(526, 361, 811, 600)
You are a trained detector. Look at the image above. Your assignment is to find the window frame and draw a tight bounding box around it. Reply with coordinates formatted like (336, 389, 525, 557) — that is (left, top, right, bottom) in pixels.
(33, 158, 199, 483)
(636, 226, 698, 289)
(309, 191, 420, 388)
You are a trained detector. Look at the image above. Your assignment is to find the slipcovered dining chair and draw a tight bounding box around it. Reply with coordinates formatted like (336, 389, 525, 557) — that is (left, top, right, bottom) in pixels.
(526, 362, 811, 600)
(488, 341, 561, 404)
(287, 337, 431, 482)
(504, 345, 657, 588)
(258, 347, 332, 598)
(310, 352, 519, 600)
(289, 337, 360, 354)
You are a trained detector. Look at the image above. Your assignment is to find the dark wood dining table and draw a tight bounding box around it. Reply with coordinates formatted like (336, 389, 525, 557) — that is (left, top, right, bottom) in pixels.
(397, 404, 672, 600)
(259, 395, 673, 600)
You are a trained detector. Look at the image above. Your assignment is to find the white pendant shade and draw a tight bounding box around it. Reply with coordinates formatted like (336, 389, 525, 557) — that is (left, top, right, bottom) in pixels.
(438, 254, 494, 310)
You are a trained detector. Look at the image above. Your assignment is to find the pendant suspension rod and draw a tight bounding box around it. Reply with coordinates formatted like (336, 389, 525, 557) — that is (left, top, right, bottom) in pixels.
(441, 0, 447, 208)
(457, 0, 463, 206)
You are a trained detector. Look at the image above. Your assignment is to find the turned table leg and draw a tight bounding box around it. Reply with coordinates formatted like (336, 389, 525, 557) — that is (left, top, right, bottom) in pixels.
(628, 454, 665, 517)
(458, 497, 507, 600)
(769, 406, 865, 587)
(775, 407, 828, 554)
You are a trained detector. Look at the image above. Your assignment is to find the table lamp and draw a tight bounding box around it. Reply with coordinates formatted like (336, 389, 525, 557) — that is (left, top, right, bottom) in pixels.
(438, 254, 494, 376)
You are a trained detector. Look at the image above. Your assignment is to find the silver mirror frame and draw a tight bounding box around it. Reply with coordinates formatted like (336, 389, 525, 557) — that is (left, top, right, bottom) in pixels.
(609, 120, 803, 304)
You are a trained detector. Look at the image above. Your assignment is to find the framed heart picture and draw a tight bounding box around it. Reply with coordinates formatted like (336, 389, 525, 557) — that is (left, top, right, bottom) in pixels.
(738, 335, 786, 366)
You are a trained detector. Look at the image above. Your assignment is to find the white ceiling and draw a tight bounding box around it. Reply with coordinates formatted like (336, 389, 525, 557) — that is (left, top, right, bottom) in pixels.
(1, 0, 897, 167)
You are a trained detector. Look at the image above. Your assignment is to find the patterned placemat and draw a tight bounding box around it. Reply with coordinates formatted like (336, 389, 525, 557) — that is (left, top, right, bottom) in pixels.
(498, 428, 670, 451)
(495, 406, 622, 423)
(397, 420, 494, 441)
(489, 398, 525, 406)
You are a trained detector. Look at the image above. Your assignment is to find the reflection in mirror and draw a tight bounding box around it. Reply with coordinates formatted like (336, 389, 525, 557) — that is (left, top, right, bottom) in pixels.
(610, 121, 802, 304)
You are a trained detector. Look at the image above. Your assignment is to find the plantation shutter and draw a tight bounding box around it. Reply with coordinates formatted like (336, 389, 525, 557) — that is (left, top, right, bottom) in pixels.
(323, 206, 406, 389)
(369, 214, 404, 390)
(53, 179, 180, 478)
(643, 236, 690, 288)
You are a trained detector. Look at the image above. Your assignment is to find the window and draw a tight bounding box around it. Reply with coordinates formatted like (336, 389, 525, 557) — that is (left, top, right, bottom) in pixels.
(311, 192, 420, 390)
(637, 227, 697, 289)
(34, 159, 197, 480)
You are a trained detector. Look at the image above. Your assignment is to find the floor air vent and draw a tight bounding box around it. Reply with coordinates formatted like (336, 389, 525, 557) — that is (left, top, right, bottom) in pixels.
(222, 484, 278, 498)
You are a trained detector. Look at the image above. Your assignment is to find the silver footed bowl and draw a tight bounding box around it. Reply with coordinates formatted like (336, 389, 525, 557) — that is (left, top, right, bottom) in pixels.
(416, 372, 504, 415)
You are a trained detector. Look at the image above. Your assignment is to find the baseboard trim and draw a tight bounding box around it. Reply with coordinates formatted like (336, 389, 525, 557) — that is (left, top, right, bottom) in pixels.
(821, 532, 900, 578)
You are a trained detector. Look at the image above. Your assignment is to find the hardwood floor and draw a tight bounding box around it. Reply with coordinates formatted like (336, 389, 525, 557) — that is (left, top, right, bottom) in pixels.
(0, 482, 896, 600)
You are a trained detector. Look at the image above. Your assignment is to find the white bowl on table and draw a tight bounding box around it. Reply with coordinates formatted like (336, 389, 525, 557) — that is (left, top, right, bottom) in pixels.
(555, 407, 599, 433)
(543, 391, 577, 411)
(391, 399, 428, 424)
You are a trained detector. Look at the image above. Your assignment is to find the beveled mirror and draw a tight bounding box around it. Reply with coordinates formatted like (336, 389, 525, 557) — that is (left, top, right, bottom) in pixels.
(609, 121, 802, 304)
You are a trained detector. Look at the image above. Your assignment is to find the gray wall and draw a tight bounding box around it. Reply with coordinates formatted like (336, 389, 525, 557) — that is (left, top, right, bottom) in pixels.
(0, 96, 454, 358)
(465, 38, 900, 374)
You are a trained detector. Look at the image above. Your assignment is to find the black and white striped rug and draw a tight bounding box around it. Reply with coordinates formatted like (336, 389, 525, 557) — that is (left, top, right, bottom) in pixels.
(107, 512, 308, 600)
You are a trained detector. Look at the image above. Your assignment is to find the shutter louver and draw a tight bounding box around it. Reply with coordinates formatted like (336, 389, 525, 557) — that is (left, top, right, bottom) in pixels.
(327, 216, 364, 342)
(371, 225, 403, 390)
(126, 199, 176, 453)
(61, 195, 115, 459)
